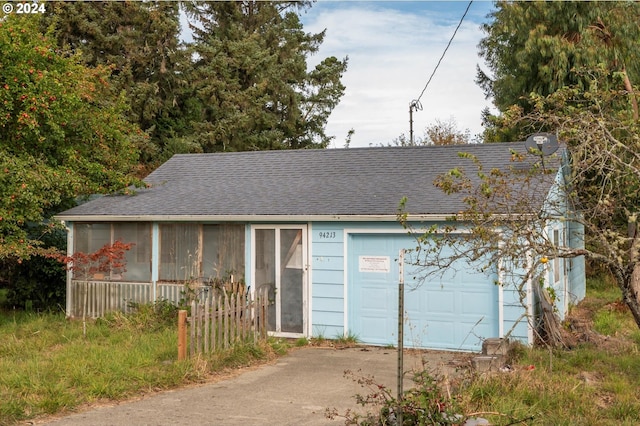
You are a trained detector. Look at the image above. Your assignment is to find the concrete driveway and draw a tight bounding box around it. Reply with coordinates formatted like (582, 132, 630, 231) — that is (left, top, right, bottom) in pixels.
(37, 346, 469, 426)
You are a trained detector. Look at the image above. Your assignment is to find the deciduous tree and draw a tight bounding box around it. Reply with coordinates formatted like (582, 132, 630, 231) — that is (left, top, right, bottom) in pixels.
(0, 15, 141, 260)
(389, 117, 471, 146)
(401, 70, 640, 340)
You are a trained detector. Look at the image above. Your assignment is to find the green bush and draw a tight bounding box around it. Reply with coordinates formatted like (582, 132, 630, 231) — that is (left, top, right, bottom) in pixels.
(3, 228, 67, 312)
(5, 256, 66, 311)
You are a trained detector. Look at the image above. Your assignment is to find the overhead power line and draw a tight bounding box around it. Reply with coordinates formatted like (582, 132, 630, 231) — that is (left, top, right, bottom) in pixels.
(409, 0, 473, 144)
(415, 0, 473, 104)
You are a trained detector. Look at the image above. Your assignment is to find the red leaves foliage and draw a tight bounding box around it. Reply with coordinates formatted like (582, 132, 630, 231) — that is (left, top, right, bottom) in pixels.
(55, 240, 132, 280)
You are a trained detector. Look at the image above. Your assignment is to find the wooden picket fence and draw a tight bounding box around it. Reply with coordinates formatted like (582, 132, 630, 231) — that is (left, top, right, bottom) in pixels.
(178, 284, 270, 359)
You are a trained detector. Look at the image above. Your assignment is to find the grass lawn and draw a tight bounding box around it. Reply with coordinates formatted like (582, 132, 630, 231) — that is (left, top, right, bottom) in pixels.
(452, 275, 640, 425)
(1, 275, 639, 425)
(0, 305, 283, 426)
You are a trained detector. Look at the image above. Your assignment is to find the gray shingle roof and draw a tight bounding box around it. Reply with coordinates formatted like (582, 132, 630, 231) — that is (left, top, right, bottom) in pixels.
(56, 142, 561, 220)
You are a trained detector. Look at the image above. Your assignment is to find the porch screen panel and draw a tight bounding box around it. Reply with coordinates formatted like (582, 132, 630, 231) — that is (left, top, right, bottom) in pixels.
(113, 223, 151, 282)
(255, 229, 276, 331)
(159, 224, 199, 281)
(280, 229, 303, 333)
(202, 224, 245, 282)
(73, 223, 110, 280)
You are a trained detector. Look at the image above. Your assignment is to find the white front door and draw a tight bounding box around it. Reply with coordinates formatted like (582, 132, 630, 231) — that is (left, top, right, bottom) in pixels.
(252, 225, 307, 336)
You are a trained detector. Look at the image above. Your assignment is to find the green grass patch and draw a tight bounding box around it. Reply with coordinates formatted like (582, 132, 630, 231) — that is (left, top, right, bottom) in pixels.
(451, 276, 640, 426)
(0, 306, 282, 426)
(0, 288, 7, 307)
(334, 331, 359, 347)
(456, 342, 640, 425)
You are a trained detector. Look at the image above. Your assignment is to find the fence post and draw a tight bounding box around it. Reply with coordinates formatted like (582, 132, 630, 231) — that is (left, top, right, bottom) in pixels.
(178, 310, 187, 361)
(190, 300, 196, 356)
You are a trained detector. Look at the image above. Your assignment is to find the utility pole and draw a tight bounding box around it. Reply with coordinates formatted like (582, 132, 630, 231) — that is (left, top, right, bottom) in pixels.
(409, 100, 422, 145)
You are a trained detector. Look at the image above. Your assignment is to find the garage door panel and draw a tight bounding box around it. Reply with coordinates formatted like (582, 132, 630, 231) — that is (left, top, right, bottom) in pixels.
(418, 319, 455, 346)
(359, 285, 390, 311)
(425, 289, 455, 313)
(349, 233, 498, 351)
(460, 290, 494, 315)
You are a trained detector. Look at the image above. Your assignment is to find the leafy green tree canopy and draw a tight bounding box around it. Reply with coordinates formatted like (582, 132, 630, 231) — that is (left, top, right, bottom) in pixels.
(43, 1, 191, 168)
(0, 15, 141, 259)
(186, 0, 347, 152)
(477, 1, 640, 141)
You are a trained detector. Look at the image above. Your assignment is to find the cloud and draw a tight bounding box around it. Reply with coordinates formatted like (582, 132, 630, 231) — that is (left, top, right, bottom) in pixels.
(302, 1, 495, 147)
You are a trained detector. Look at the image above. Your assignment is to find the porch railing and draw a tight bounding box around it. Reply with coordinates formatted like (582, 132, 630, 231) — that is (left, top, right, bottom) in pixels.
(69, 281, 153, 318)
(68, 280, 228, 318)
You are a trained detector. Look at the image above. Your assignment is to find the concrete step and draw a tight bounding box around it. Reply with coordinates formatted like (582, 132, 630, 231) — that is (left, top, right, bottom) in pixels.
(482, 337, 510, 357)
(471, 355, 502, 372)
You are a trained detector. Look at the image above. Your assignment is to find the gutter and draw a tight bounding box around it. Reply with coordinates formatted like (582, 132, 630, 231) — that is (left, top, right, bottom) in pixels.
(53, 213, 538, 223)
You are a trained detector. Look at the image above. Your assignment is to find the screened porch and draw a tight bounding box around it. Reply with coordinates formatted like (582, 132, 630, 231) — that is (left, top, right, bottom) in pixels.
(68, 222, 246, 318)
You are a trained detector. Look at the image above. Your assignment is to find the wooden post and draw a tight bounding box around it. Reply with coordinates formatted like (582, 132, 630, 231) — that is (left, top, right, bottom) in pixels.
(190, 300, 196, 356)
(178, 310, 187, 361)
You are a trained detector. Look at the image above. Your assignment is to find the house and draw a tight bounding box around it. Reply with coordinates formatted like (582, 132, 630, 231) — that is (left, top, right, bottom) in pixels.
(55, 142, 585, 352)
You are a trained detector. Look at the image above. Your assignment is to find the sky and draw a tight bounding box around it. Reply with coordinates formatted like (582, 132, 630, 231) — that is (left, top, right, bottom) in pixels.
(299, 1, 496, 148)
(180, 1, 497, 149)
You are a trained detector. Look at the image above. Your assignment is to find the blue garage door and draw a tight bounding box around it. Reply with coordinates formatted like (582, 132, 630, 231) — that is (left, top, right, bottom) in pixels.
(348, 233, 499, 351)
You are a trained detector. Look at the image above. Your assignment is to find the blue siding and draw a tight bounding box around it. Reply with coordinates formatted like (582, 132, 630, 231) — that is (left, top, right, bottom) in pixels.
(499, 252, 535, 344)
(542, 168, 586, 319)
(568, 220, 586, 303)
(310, 223, 346, 337)
(307, 221, 536, 349)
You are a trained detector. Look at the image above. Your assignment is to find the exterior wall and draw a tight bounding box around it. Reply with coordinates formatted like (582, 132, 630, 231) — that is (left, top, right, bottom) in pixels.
(309, 221, 532, 346)
(499, 256, 533, 344)
(309, 223, 346, 338)
(543, 166, 586, 319)
(63, 215, 583, 349)
(567, 220, 586, 303)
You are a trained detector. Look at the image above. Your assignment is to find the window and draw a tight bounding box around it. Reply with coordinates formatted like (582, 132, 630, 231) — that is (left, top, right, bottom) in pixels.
(159, 224, 199, 281)
(73, 222, 245, 283)
(159, 224, 245, 283)
(202, 224, 245, 282)
(553, 229, 561, 284)
(114, 223, 151, 281)
(73, 223, 151, 282)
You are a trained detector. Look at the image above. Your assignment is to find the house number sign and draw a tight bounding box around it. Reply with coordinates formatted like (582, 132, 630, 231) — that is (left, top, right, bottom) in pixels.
(318, 231, 337, 240)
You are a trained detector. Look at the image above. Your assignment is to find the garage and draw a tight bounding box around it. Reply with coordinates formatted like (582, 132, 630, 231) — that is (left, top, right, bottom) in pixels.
(347, 233, 499, 351)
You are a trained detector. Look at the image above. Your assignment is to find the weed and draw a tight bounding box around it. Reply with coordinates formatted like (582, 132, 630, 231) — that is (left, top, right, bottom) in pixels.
(334, 331, 359, 347)
(294, 337, 309, 347)
(100, 299, 178, 332)
(310, 332, 326, 346)
(327, 369, 462, 425)
(593, 310, 622, 336)
(267, 337, 290, 355)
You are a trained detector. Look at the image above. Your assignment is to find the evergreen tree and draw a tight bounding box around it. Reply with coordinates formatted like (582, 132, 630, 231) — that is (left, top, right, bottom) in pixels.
(185, 1, 347, 152)
(477, 1, 640, 141)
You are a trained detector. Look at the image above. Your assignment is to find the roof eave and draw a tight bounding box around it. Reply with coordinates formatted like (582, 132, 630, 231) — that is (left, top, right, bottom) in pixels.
(54, 213, 538, 223)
